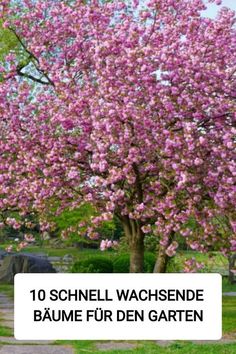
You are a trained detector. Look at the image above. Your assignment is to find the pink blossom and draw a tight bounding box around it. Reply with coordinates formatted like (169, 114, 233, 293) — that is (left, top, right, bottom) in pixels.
(24, 234, 35, 242)
(100, 239, 119, 251)
(165, 242, 178, 257)
(194, 158, 203, 166)
(141, 225, 152, 234)
(17, 242, 28, 251)
(0, 0, 234, 270)
(183, 258, 204, 273)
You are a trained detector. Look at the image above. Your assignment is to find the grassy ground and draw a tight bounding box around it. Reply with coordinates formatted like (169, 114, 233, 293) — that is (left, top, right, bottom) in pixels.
(222, 278, 236, 293)
(57, 339, 236, 354)
(222, 296, 236, 334)
(0, 284, 14, 298)
(69, 341, 236, 354)
(0, 325, 12, 337)
(13, 246, 97, 258)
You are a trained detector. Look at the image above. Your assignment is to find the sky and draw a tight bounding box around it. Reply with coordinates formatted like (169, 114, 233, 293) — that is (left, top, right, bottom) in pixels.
(203, 0, 236, 18)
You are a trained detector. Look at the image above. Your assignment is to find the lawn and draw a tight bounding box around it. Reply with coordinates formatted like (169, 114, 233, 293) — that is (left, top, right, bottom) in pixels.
(0, 244, 98, 258)
(222, 278, 236, 293)
(69, 341, 236, 354)
(222, 296, 236, 334)
(0, 325, 12, 337)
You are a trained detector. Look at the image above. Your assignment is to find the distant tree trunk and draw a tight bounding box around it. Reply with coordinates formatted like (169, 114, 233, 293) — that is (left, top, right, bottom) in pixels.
(229, 254, 236, 284)
(153, 245, 169, 273)
(121, 216, 144, 273)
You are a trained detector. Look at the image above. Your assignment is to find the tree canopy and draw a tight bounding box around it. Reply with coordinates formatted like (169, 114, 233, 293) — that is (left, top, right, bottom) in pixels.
(0, 0, 235, 271)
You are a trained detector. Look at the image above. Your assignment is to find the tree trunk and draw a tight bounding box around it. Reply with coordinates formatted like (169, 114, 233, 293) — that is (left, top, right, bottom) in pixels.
(153, 232, 175, 273)
(129, 233, 144, 273)
(122, 217, 144, 273)
(153, 245, 169, 273)
(229, 254, 236, 284)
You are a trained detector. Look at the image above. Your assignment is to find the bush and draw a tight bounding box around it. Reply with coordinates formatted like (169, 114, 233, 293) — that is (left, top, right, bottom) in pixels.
(113, 253, 156, 273)
(144, 234, 158, 253)
(71, 256, 113, 273)
(166, 256, 182, 273)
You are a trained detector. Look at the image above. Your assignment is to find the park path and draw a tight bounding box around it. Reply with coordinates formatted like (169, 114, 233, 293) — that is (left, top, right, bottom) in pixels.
(0, 293, 74, 354)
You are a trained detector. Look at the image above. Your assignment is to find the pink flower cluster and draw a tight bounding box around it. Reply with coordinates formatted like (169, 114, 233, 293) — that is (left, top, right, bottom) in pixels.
(183, 258, 204, 273)
(230, 239, 236, 252)
(100, 239, 119, 251)
(24, 234, 35, 242)
(6, 217, 21, 230)
(165, 241, 178, 257)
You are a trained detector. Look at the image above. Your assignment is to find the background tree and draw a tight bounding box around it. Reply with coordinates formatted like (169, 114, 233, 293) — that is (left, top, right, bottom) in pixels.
(0, 0, 235, 272)
(0, 20, 18, 63)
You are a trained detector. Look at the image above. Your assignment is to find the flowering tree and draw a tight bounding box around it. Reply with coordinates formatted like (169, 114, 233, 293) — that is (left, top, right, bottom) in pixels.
(0, 0, 235, 272)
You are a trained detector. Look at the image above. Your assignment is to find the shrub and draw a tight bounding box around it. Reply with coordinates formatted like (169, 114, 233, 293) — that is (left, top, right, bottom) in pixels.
(71, 256, 113, 273)
(144, 234, 158, 253)
(166, 256, 182, 273)
(113, 253, 156, 273)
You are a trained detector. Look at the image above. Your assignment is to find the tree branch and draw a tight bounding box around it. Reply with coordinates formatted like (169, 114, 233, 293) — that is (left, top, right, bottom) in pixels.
(16, 67, 52, 86)
(9, 27, 55, 87)
(132, 163, 143, 204)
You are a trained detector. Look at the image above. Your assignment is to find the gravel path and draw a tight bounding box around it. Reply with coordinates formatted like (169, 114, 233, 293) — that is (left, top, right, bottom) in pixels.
(0, 346, 74, 354)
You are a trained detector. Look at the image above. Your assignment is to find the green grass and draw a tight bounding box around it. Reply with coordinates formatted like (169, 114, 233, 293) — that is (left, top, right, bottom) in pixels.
(0, 245, 100, 259)
(0, 244, 119, 261)
(0, 325, 12, 337)
(64, 341, 236, 354)
(20, 246, 98, 258)
(0, 285, 14, 299)
(222, 296, 236, 334)
(222, 278, 236, 293)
